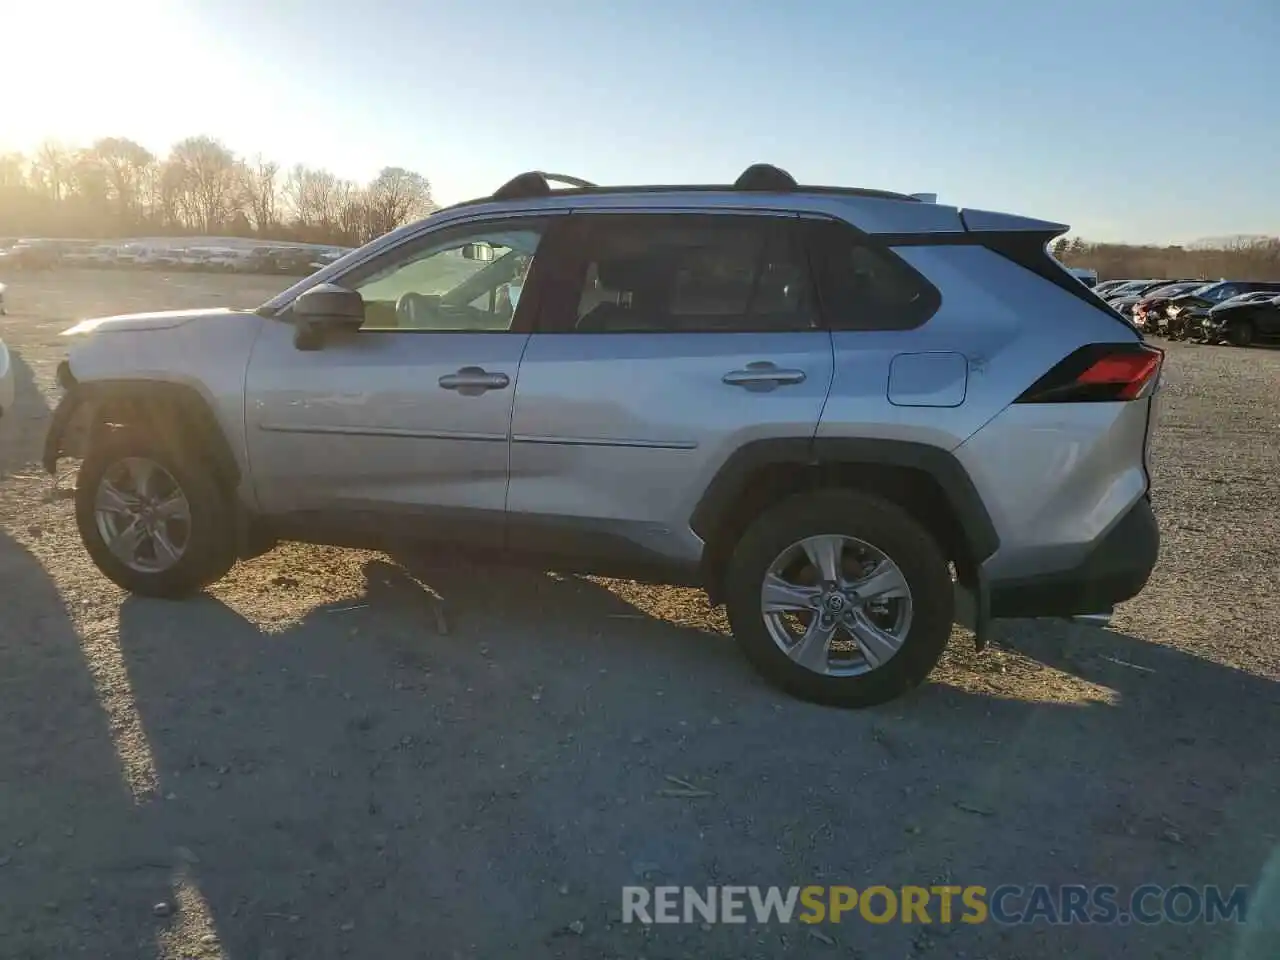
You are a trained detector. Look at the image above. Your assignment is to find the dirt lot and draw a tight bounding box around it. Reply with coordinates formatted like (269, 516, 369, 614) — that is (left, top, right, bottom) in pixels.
(1, 268, 1277, 959)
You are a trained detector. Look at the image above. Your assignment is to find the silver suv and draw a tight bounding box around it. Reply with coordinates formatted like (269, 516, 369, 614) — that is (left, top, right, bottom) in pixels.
(44, 165, 1162, 708)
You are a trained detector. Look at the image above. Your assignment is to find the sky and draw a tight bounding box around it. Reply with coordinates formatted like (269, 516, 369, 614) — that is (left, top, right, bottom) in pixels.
(3, 0, 1277, 245)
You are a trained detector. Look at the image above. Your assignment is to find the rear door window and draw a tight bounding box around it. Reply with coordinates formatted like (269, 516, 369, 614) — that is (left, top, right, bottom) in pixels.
(538, 213, 817, 333)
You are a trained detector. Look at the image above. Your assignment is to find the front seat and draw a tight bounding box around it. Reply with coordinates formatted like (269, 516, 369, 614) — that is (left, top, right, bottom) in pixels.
(576, 254, 673, 331)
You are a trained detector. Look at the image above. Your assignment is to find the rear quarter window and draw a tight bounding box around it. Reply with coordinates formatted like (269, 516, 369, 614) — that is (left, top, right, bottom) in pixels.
(805, 220, 941, 331)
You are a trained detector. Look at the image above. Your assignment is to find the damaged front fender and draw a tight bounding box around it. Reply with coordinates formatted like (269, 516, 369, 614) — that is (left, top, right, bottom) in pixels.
(43, 386, 92, 474)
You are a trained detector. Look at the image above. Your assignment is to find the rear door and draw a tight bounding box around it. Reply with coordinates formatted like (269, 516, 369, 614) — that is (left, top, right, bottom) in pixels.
(506, 211, 834, 573)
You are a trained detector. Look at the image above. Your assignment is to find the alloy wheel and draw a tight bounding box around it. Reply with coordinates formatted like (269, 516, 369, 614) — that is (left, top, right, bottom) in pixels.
(93, 457, 192, 574)
(760, 534, 913, 677)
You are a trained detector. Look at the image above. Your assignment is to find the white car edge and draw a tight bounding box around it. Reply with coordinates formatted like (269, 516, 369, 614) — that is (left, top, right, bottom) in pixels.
(0, 336, 15, 420)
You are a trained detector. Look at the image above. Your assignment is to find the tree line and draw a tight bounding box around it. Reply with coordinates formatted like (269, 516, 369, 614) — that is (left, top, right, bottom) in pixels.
(0, 136, 435, 247)
(3, 137, 1276, 274)
(1052, 235, 1280, 282)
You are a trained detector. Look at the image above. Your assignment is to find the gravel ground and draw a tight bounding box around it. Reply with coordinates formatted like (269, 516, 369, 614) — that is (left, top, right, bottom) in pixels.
(1, 269, 1277, 959)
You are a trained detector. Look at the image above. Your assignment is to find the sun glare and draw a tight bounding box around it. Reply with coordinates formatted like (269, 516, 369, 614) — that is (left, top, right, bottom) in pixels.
(3, 0, 213, 151)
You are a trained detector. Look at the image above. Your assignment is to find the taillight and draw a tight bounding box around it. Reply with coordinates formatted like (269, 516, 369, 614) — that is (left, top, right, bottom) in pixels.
(1015, 343, 1164, 403)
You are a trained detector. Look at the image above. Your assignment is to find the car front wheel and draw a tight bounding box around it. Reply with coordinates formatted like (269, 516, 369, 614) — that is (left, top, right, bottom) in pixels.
(1227, 320, 1255, 347)
(724, 490, 954, 708)
(75, 429, 237, 597)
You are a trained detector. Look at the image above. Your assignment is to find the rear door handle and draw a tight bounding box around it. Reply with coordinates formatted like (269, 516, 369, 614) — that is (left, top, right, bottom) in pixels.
(722, 361, 807, 391)
(439, 366, 511, 396)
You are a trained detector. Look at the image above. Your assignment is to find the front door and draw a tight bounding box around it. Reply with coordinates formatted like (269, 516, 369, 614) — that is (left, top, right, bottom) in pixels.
(243, 214, 558, 547)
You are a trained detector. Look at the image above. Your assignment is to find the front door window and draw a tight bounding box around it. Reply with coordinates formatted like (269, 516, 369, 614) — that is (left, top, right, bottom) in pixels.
(352, 220, 548, 331)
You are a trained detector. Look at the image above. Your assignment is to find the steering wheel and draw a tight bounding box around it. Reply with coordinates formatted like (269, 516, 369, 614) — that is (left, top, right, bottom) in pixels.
(396, 292, 443, 328)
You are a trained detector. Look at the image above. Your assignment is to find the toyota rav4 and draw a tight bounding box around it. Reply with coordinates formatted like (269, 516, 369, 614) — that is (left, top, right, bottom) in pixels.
(43, 165, 1163, 708)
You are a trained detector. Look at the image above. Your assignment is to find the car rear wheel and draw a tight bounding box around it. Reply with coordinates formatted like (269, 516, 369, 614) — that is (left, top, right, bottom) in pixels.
(724, 490, 954, 708)
(75, 429, 237, 597)
(1227, 320, 1255, 347)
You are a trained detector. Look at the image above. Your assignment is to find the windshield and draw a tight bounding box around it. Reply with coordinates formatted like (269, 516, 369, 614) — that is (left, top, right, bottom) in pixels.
(1190, 282, 1241, 302)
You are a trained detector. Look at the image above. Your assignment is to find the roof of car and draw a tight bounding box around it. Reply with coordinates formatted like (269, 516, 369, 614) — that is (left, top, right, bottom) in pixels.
(442, 165, 924, 212)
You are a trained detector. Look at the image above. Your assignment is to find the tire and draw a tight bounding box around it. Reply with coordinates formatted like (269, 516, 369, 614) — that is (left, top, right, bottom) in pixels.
(724, 489, 955, 708)
(1227, 320, 1255, 347)
(75, 427, 237, 597)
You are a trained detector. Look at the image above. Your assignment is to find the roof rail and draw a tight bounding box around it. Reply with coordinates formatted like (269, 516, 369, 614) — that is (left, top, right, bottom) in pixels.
(451, 167, 919, 211)
(733, 163, 799, 191)
(491, 171, 597, 202)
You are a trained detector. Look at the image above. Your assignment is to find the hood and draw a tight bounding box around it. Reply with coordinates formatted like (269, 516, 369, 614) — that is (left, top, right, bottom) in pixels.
(61, 307, 248, 336)
(1110, 295, 1142, 307)
(1209, 298, 1274, 316)
(1169, 293, 1211, 308)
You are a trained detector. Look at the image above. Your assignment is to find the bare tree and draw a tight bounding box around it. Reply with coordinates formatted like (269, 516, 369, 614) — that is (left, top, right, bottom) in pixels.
(31, 140, 72, 202)
(90, 137, 155, 227)
(336, 182, 369, 245)
(363, 166, 433, 240)
(239, 154, 279, 233)
(170, 136, 239, 233)
(283, 164, 325, 231)
(158, 159, 193, 230)
(283, 165, 354, 239)
(70, 153, 106, 197)
(0, 153, 27, 189)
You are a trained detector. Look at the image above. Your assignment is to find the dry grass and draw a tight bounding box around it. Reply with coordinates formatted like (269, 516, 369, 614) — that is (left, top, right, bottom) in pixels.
(0, 268, 1277, 959)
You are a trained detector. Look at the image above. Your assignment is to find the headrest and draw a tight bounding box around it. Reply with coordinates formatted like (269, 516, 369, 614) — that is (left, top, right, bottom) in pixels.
(596, 255, 666, 291)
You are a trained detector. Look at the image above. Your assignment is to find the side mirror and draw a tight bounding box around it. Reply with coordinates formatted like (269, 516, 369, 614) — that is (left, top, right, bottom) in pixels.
(292, 283, 364, 350)
(461, 242, 495, 263)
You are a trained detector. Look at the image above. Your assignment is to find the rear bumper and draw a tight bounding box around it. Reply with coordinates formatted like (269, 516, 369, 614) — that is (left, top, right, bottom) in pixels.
(988, 496, 1159, 618)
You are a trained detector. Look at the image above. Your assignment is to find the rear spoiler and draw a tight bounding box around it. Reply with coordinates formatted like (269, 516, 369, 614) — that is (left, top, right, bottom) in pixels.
(955, 210, 1132, 331)
(959, 208, 1069, 238)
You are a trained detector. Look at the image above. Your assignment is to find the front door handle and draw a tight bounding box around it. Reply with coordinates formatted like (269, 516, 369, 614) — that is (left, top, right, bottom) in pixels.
(722, 361, 807, 391)
(439, 366, 511, 396)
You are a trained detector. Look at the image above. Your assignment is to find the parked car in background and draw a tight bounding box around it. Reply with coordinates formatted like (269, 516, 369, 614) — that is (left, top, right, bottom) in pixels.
(85, 245, 121, 267)
(0, 332, 14, 419)
(116, 243, 172, 267)
(272, 248, 325, 275)
(177, 248, 213, 270)
(1165, 280, 1280, 340)
(4, 239, 61, 269)
(1131, 281, 1207, 331)
(1102, 280, 1163, 301)
(206, 248, 250, 271)
(1093, 279, 1133, 297)
(244, 246, 281, 274)
(0, 281, 7, 316)
(1200, 292, 1280, 346)
(1067, 267, 1098, 288)
(1109, 280, 1185, 318)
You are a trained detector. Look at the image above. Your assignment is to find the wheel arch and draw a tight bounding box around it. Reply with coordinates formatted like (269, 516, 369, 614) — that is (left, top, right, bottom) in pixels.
(692, 437, 999, 604)
(45, 379, 242, 494)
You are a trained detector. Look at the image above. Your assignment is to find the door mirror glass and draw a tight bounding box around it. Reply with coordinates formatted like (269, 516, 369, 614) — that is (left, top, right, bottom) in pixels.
(461, 242, 495, 263)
